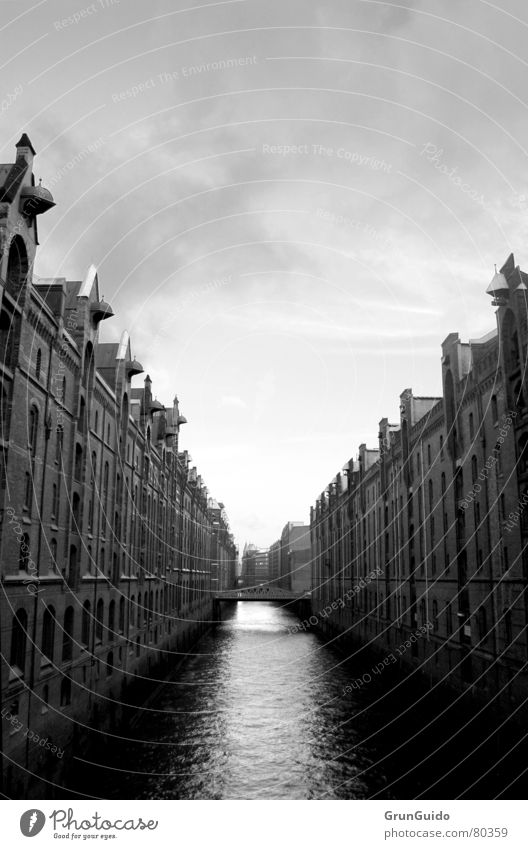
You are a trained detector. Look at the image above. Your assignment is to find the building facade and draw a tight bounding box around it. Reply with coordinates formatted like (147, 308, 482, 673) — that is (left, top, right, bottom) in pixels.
(278, 522, 312, 594)
(311, 255, 528, 715)
(208, 499, 238, 593)
(240, 543, 269, 587)
(0, 135, 234, 797)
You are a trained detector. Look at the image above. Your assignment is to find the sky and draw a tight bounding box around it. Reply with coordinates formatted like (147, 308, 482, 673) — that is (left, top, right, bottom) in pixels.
(2, 0, 528, 548)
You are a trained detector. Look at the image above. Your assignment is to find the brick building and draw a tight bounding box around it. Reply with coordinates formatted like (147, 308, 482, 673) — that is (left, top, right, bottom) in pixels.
(208, 498, 238, 592)
(311, 255, 528, 714)
(0, 135, 234, 797)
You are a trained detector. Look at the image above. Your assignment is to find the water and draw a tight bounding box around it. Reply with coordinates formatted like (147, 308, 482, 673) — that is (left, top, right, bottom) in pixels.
(73, 602, 525, 800)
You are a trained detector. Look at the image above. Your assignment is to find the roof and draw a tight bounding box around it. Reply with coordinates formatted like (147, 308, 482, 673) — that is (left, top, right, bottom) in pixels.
(16, 133, 36, 155)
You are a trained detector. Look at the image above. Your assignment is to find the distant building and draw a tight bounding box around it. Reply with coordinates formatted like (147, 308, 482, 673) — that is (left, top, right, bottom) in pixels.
(268, 539, 281, 588)
(279, 522, 312, 593)
(241, 543, 269, 587)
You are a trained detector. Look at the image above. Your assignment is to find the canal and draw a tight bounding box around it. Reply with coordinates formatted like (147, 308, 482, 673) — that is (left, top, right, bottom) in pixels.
(72, 602, 524, 800)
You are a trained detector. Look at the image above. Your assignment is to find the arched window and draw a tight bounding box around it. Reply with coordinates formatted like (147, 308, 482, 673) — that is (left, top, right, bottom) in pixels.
(441, 472, 446, 496)
(51, 482, 58, 520)
(62, 606, 74, 662)
(41, 605, 56, 662)
(491, 394, 498, 425)
(106, 652, 113, 677)
(82, 601, 91, 645)
(55, 425, 63, 466)
(108, 599, 115, 635)
(28, 405, 38, 457)
(74, 443, 83, 481)
(433, 600, 439, 631)
(35, 348, 42, 380)
(78, 396, 86, 434)
(439, 434, 444, 459)
(71, 493, 81, 530)
(471, 455, 478, 484)
(10, 609, 28, 674)
(119, 597, 125, 633)
(6, 235, 29, 298)
(130, 595, 136, 628)
(95, 598, 104, 642)
(469, 412, 474, 440)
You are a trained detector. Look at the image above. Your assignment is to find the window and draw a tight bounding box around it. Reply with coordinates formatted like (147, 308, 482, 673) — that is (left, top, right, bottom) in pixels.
(108, 599, 115, 636)
(439, 434, 444, 460)
(62, 607, 74, 662)
(51, 482, 58, 520)
(55, 426, 63, 466)
(24, 471, 31, 511)
(60, 676, 72, 707)
(82, 601, 91, 645)
(71, 493, 81, 530)
(41, 606, 56, 662)
(106, 652, 114, 677)
(10, 609, 28, 674)
(427, 443, 431, 466)
(491, 395, 498, 425)
(433, 600, 439, 631)
(471, 455, 478, 484)
(119, 597, 125, 633)
(95, 598, 104, 642)
(74, 444, 83, 481)
(130, 596, 136, 628)
(469, 412, 474, 440)
(35, 348, 42, 380)
(28, 405, 38, 457)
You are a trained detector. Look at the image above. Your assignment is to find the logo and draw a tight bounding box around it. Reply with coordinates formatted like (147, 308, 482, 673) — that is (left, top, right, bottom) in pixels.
(20, 810, 46, 837)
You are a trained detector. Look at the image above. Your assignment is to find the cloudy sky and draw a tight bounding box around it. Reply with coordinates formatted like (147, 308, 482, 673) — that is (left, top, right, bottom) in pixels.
(2, 0, 528, 547)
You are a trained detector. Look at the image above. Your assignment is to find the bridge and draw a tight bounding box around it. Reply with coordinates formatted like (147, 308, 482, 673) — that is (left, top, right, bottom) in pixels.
(213, 587, 310, 602)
